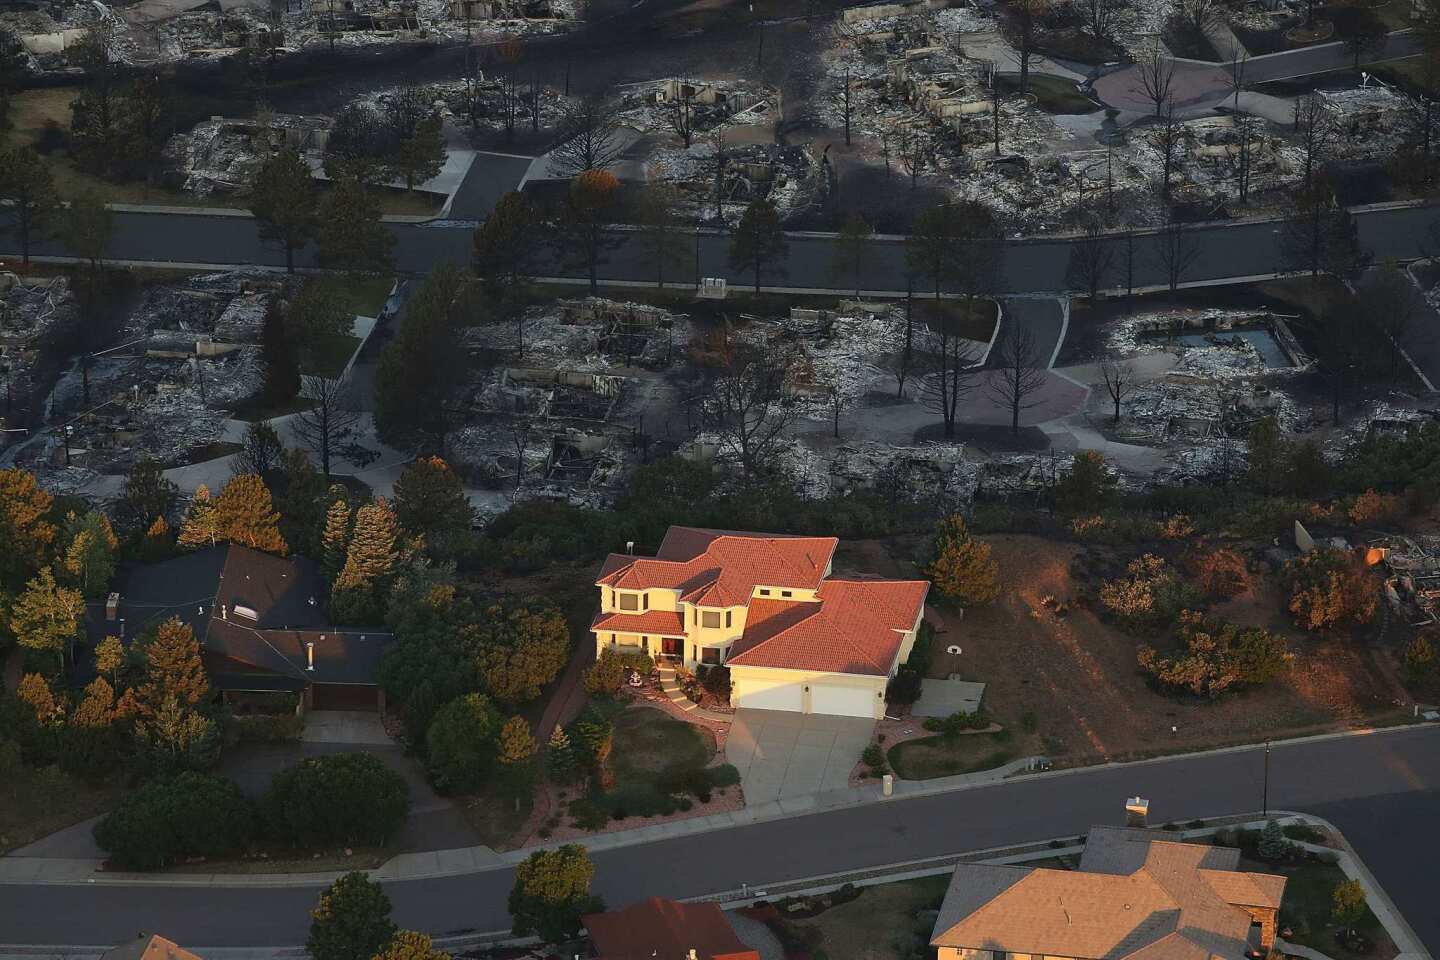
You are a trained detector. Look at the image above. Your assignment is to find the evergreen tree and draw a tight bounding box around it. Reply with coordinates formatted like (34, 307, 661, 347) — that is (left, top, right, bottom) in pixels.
(425, 692, 501, 793)
(375, 265, 469, 454)
(321, 491, 353, 582)
(498, 715, 536, 805)
(275, 449, 329, 559)
(308, 873, 396, 960)
(545, 727, 577, 784)
(251, 146, 318, 274)
(134, 617, 211, 717)
(133, 695, 219, 771)
(177, 484, 219, 549)
(316, 177, 393, 275)
(60, 189, 113, 270)
(140, 515, 175, 561)
(393, 114, 446, 192)
(119, 458, 178, 532)
(0, 146, 60, 265)
(333, 499, 399, 622)
(509, 845, 604, 942)
(554, 170, 624, 295)
(392, 457, 472, 544)
(212, 474, 289, 555)
(1055, 450, 1116, 514)
(926, 514, 999, 605)
(261, 297, 300, 405)
(0, 467, 56, 587)
(234, 419, 285, 479)
(9, 566, 84, 675)
(472, 191, 541, 327)
(728, 197, 788, 294)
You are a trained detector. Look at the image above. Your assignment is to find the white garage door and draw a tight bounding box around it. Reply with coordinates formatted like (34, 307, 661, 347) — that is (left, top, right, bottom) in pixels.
(735, 680, 804, 712)
(809, 684, 877, 719)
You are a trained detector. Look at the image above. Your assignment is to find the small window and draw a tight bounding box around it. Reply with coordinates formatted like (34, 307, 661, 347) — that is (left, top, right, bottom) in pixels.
(702, 610, 721, 628)
(701, 647, 720, 664)
(781, 590, 793, 598)
(619, 593, 639, 611)
(643, 593, 649, 610)
(759, 588, 770, 597)
(725, 610, 732, 628)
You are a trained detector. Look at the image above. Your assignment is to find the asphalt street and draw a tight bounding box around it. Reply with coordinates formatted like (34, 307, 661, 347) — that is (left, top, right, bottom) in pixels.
(3, 201, 1438, 299)
(1, 726, 1437, 951)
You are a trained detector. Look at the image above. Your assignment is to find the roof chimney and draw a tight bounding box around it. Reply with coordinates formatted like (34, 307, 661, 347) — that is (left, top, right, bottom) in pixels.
(105, 592, 120, 622)
(306, 639, 316, 671)
(688, 951, 697, 960)
(220, 603, 227, 620)
(1126, 796, 1149, 827)
(627, 540, 635, 555)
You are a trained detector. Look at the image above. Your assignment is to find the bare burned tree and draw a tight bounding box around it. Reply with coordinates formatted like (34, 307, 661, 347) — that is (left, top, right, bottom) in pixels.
(918, 324, 982, 439)
(1226, 46, 1248, 113)
(1293, 93, 1335, 189)
(1176, 0, 1224, 38)
(706, 126, 729, 220)
(1001, 0, 1048, 95)
(1154, 217, 1201, 292)
(666, 85, 696, 148)
(1278, 180, 1371, 280)
(898, 125, 932, 188)
(548, 90, 626, 177)
(837, 62, 855, 147)
(1077, 0, 1131, 41)
(292, 374, 359, 477)
(1065, 210, 1116, 302)
(1154, 99, 1183, 207)
(1099, 359, 1137, 423)
(1134, 41, 1175, 118)
(494, 40, 523, 141)
(1234, 112, 1257, 204)
(987, 322, 1047, 435)
(1360, 262, 1427, 381)
(701, 349, 796, 480)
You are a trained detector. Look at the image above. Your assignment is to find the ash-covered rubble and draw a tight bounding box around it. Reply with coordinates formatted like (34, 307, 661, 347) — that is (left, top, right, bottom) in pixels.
(0, 273, 82, 434)
(830, 440, 977, 509)
(163, 114, 332, 198)
(466, 298, 690, 373)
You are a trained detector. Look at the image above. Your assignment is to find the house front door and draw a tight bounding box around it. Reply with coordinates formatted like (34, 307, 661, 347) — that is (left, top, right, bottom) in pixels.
(661, 637, 682, 659)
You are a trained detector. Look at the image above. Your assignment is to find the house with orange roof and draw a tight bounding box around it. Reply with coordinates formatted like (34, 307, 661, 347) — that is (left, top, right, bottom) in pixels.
(930, 826, 1288, 960)
(592, 526, 929, 718)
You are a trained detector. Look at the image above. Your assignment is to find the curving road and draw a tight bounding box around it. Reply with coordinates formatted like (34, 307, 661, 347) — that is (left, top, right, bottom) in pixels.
(1, 726, 1438, 952)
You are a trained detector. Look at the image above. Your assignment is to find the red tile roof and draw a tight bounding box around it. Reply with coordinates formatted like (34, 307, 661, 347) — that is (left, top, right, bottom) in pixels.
(726, 579, 929, 675)
(597, 529, 836, 608)
(591, 609, 687, 636)
(584, 898, 759, 960)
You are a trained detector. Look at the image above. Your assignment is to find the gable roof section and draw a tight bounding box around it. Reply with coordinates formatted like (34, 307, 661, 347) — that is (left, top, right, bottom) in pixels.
(597, 529, 837, 608)
(100, 936, 203, 960)
(725, 579, 929, 675)
(931, 829, 1287, 960)
(215, 547, 329, 630)
(591, 609, 687, 636)
(584, 897, 759, 960)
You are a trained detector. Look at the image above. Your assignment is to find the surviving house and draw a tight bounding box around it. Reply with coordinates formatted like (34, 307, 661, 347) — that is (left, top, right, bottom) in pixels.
(583, 896, 760, 960)
(592, 526, 929, 718)
(87, 544, 391, 711)
(931, 826, 1288, 960)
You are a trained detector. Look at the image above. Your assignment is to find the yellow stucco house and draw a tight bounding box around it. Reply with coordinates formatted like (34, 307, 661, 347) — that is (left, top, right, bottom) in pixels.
(591, 526, 929, 719)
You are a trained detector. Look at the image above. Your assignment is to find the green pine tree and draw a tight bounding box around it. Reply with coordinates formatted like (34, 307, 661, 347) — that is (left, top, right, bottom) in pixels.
(0, 146, 60, 265)
(393, 114, 446, 192)
(177, 484, 219, 550)
(316, 176, 393, 275)
(307, 872, 396, 960)
(251, 146, 317, 274)
(332, 498, 399, 621)
(321, 491, 353, 582)
(211, 474, 288, 556)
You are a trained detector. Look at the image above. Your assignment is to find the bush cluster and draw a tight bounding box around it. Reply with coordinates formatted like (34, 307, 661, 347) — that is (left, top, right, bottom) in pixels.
(1137, 612, 1292, 698)
(261, 752, 410, 848)
(1099, 555, 1204, 632)
(93, 772, 256, 870)
(921, 710, 992, 736)
(1283, 547, 1377, 632)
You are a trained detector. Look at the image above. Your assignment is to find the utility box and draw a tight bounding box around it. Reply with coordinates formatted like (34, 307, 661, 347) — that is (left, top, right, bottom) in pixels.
(698, 278, 728, 299)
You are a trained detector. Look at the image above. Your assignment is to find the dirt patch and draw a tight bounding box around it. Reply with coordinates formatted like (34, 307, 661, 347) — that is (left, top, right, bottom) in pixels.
(777, 876, 951, 960)
(879, 534, 1407, 765)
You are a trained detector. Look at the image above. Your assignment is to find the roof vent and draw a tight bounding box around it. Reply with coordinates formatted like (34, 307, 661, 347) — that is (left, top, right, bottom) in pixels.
(232, 604, 259, 622)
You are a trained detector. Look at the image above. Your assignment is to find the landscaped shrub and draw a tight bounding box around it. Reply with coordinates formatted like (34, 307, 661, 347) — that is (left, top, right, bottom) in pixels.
(566, 707, 616, 772)
(707, 763, 740, 788)
(1347, 489, 1403, 527)
(567, 797, 609, 831)
(582, 649, 655, 696)
(861, 744, 886, 771)
(1189, 547, 1251, 599)
(1055, 451, 1116, 515)
(1137, 612, 1292, 698)
(227, 713, 304, 743)
(922, 710, 992, 736)
(904, 622, 935, 676)
(926, 515, 999, 605)
(1099, 555, 1204, 632)
(885, 668, 923, 705)
(1284, 546, 1377, 632)
(699, 665, 731, 702)
(261, 753, 409, 848)
(425, 693, 501, 793)
(94, 772, 256, 870)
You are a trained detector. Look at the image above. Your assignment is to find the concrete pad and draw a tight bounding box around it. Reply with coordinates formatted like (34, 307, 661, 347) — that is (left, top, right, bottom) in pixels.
(301, 710, 392, 745)
(796, 728, 839, 749)
(912, 679, 988, 719)
(728, 708, 876, 806)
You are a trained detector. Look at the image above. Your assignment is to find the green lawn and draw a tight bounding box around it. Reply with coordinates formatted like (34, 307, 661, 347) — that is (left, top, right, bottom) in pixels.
(303, 333, 364, 379)
(609, 706, 714, 783)
(0, 764, 122, 855)
(996, 74, 1101, 114)
(888, 731, 1016, 780)
(1269, 858, 1395, 959)
(329, 276, 396, 319)
(457, 780, 534, 852)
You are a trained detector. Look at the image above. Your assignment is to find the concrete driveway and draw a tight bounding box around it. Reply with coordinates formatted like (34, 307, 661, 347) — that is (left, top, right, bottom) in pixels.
(725, 709, 875, 804)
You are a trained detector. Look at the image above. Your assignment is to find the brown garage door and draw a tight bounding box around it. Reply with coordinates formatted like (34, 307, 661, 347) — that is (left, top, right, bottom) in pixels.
(310, 684, 380, 711)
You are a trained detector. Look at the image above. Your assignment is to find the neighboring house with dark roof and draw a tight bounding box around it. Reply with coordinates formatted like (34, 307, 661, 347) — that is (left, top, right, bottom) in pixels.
(583, 897, 760, 960)
(593, 526, 929, 718)
(86, 544, 391, 712)
(930, 827, 1287, 960)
